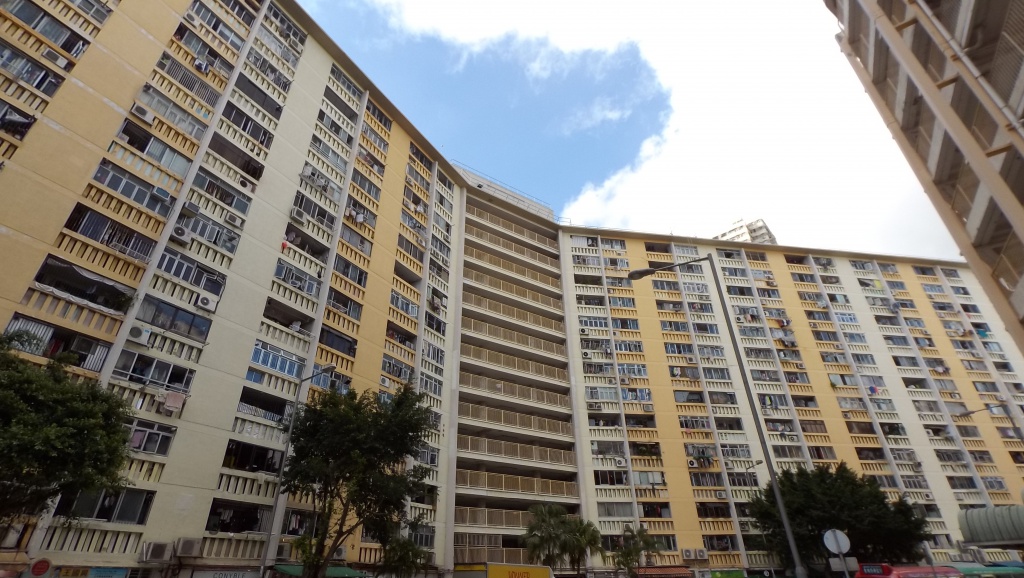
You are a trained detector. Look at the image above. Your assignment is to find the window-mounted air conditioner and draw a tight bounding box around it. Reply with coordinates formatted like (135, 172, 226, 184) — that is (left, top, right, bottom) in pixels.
(130, 103, 156, 125)
(586, 402, 602, 411)
(170, 224, 192, 245)
(140, 542, 172, 563)
(687, 459, 699, 468)
(184, 12, 198, 25)
(580, 328, 590, 335)
(613, 457, 627, 468)
(224, 212, 244, 228)
(582, 351, 592, 359)
(642, 403, 654, 412)
(40, 47, 69, 69)
(723, 460, 734, 470)
(194, 292, 219, 313)
(180, 201, 201, 217)
(290, 207, 307, 224)
(127, 325, 153, 347)
(619, 377, 630, 385)
(176, 537, 203, 558)
(685, 356, 697, 364)
(276, 543, 293, 560)
(715, 490, 727, 499)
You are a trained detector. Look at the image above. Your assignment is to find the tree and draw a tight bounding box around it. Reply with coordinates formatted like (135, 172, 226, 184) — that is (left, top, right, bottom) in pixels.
(564, 517, 605, 578)
(749, 463, 929, 570)
(374, 533, 428, 578)
(614, 526, 659, 578)
(0, 331, 131, 524)
(522, 504, 571, 569)
(281, 384, 432, 578)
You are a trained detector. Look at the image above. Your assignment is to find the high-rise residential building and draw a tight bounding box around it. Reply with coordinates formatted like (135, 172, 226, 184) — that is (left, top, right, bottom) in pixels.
(821, 0, 1024, 356)
(712, 220, 777, 245)
(2, 1, 1024, 577)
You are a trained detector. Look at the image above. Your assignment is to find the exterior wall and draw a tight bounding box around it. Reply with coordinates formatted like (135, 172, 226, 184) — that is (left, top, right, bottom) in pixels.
(712, 220, 777, 245)
(1, 1, 1024, 577)
(821, 0, 1024, 358)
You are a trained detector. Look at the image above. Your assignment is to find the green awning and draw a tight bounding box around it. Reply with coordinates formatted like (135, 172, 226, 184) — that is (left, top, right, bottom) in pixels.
(273, 564, 366, 578)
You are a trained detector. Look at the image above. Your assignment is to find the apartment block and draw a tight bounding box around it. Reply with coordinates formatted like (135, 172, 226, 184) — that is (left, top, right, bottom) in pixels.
(821, 0, 1024, 357)
(1, 0, 1024, 577)
(712, 219, 777, 245)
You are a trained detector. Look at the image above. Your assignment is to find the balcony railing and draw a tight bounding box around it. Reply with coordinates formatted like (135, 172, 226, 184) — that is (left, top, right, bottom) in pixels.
(464, 269, 561, 309)
(461, 343, 568, 382)
(462, 293, 563, 332)
(465, 204, 558, 250)
(464, 247, 559, 288)
(459, 372, 570, 408)
(457, 434, 575, 466)
(458, 401, 572, 437)
(461, 317, 565, 357)
(456, 469, 578, 498)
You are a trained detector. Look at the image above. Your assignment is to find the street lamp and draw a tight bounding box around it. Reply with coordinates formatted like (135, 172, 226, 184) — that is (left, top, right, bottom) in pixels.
(745, 460, 764, 472)
(629, 254, 809, 578)
(955, 402, 1024, 440)
(258, 363, 337, 577)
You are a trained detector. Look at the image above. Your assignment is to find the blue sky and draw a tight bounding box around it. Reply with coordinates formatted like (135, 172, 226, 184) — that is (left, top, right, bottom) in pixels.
(299, 0, 962, 260)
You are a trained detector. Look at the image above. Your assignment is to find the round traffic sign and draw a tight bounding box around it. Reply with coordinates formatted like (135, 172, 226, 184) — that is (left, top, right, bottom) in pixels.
(29, 559, 51, 577)
(823, 529, 851, 554)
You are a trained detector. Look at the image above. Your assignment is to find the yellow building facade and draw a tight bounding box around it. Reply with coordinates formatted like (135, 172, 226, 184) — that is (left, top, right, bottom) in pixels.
(1, 0, 1024, 577)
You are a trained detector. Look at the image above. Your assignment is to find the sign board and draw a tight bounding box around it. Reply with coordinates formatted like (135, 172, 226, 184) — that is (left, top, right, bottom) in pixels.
(485, 564, 553, 578)
(57, 569, 126, 578)
(829, 558, 859, 572)
(823, 529, 851, 555)
(29, 560, 51, 577)
(192, 572, 260, 578)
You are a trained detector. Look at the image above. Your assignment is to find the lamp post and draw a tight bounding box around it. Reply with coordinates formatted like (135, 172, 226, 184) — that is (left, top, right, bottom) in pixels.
(955, 402, 1024, 441)
(629, 254, 809, 578)
(258, 363, 337, 578)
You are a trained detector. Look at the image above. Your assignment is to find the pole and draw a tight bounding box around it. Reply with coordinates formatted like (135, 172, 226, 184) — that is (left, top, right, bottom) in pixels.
(704, 254, 808, 578)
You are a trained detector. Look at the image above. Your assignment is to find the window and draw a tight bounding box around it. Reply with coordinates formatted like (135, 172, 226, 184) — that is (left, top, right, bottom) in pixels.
(665, 342, 693, 355)
(177, 212, 239, 253)
(773, 445, 804, 459)
(157, 248, 224, 295)
(609, 296, 635, 308)
(947, 476, 978, 490)
(739, 325, 766, 337)
(382, 354, 413, 381)
(728, 472, 759, 486)
(3, 0, 88, 57)
(416, 443, 439, 466)
(124, 418, 175, 456)
(611, 317, 639, 330)
(136, 296, 212, 341)
(661, 320, 688, 332)
(835, 312, 858, 323)
(55, 489, 154, 525)
(223, 439, 282, 473)
(594, 470, 630, 486)
(113, 350, 194, 392)
(251, 340, 303, 378)
(116, 120, 191, 176)
(195, 168, 251, 214)
(652, 280, 680, 291)
(334, 256, 367, 286)
(596, 502, 634, 518)
(690, 472, 724, 487)
(702, 367, 730, 380)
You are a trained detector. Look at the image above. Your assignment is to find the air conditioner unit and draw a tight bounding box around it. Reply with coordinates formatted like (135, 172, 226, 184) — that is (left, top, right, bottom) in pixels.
(923, 492, 934, 501)
(912, 462, 923, 472)
(926, 430, 936, 437)
(735, 316, 745, 323)
(739, 522, 750, 532)
(724, 460, 734, 470)
(140, 541, 173, 563)
(130, 103, 156, 125)
(767, 280, 777, 287)
(762, 408, 773, 416)
(809, 323, 819, 329)
(176, 537, 203, 557)
(685, 356, 697, 364)
(194, 292, 219, 313)
(580, 328, 590, 335)
(184, 12, 198, 25)
(288, 36, 303, 51)
(687, 459, 699, 468)
(127, 325, 152, 346)
(682, 549, 695, 560)
(797, 363, 806, 369)
(951, 392, 961, 399)
(238, 178, 256, 193)
(40, 47, 69, 69)
(330, 546, 347, 561)
(170, 224, 192, 245)
(179, 201, 201, 217)
(290, 207, 307, 224)
(696, 549, 709, 560)
(619, 377, 630, 385)
(715, 490, 727, 499)
(224, 212, 244, 228)
(607, 378, 617, 385)
(582, 351, 592, 359)
(193, 58, 210, 74)
(638, 521, 649, 530)
(586, 402, 602, 411)
(955, 493, 966, 501)
(642, 403, 655, 412)
(842, 412, 852, 419)
(379, 376, 390, 387)
(276, 543, 293, 560)
(613, 457, 627, 468)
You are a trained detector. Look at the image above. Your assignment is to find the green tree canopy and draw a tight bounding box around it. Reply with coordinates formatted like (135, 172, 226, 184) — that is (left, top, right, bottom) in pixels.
(614, 526, 660, 578)
(522, 504, 571, 569)
(564, 517, 604, 578)
(374, 533, 428, 578)
(0, 332, 131, 524)
(749, 463, 929, 569)
(281, 384, 432, 578)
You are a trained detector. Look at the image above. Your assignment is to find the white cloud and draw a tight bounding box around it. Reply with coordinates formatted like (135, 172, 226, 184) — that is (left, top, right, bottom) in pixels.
(343, 0, 960, 260)
(561, 98, 633, 135)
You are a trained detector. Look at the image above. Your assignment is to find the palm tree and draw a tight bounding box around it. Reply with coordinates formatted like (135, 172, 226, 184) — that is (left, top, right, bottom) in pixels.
(522, 504, 571, 569)
(614, 526, 660, 578)
(564, 518, 605, 578)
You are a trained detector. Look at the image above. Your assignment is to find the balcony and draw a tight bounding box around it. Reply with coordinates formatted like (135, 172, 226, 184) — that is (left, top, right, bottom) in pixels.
(456, 434, 575, 468)
(463, 292, 564, 333)
(459, 372, 570, 409)
(465, 204, 559, 251)
(455, 469, 578, 499)
(458, 401, 572, 437)
(465, 224, 559, 270)
(465, 268, 562, 311)
(461, 316, 565, 358)
(454, 507, 535, 529)
(461, 343, 568, 383)
(464, 246, 559, 290)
